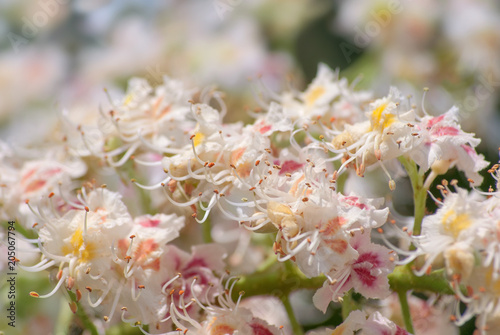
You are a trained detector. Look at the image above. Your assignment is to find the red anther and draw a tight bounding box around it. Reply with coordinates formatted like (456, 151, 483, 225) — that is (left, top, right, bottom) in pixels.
(67, 276, 75, 290)
(69, 301, 78, 314)
(76, 289, 82, 302)
(48, 192, 55, 198)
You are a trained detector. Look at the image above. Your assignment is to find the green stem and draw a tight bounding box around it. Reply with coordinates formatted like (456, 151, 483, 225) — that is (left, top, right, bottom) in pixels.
(67, 291, 99, 335)
(202, 218, 213, 243)
(341, 290, 364, 320)
(55, 296, 73, 335)
(234, 263, 454, 302)
(256, 253, 278, 272)
(281, 294, 304, 335)
(232, 262, 325, 300)
(198, 203, 213, 243)
(388, 265, 454, 295)
(397, 290, 414, 334)
(397, 156, 427, 237)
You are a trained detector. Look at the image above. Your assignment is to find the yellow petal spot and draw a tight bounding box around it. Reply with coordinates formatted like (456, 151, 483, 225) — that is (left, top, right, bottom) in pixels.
(370, 103, 394, 131)
(210, 324, 236, 335)
(306, 86, 325, 106)
(61, 228, 96, 263)
(441, 210, 471, 239)
(485, 266, 500, 295)
(124, 94, 134, 106)
(193, 132, 205, 147)
(331, 323, 347, 335)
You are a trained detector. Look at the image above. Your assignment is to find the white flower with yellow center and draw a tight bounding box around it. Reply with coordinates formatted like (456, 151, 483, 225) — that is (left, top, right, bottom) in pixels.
(329, 87, 421, 185)
(277, 63, 371, 126)
(411, 186, 487, 277)
(23, 187, 133, 320)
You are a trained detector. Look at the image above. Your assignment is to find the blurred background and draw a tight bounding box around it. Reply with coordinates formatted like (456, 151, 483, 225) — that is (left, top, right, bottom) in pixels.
(1, 0, 500, 333)
(2, 0, 499, 155)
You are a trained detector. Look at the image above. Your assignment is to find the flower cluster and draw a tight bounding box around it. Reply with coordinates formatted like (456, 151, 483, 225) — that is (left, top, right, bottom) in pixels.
(394, 177, 500, 333)
(3, 63, 495, 335)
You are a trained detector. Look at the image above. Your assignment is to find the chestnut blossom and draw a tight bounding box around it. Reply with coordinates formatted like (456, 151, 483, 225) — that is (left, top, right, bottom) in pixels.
(0, 145, 87, 223)
(160, 277, 280, 335)
(23, 187, 190, 327)
(307, 310, 411, 335)
(155, 243, 227, 331)
(379, 293, 459, 335)
(313, 232, 395, 312)
(328, 87, 421, 185)
(408, 186, 488, 278)
(409, 106, 489, 186)
(24, 188, 133, 316)
(277, 63, 371, 127)
(113, 213, 185, 325)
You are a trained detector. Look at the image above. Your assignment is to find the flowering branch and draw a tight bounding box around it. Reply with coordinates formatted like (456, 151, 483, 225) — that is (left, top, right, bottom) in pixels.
(232, 260, 326, 300)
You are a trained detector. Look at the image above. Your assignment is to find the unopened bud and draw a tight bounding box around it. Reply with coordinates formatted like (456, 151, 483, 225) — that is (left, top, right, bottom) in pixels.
(431, 159, 453, 176)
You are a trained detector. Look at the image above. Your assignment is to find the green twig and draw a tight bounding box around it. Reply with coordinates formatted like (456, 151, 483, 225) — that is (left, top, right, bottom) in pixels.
(67, 291, 99, 335)
(388, 265, 454, 295)
(397, 156, 427, 237)
(197, 204, 213, 243)
(397, 290, 415, 334)
(281, 294, 304, 335)
(341, 290, 364, 320)
(233, 262, 454, 304)
(232, 262, 325, 301)
(256, 253, 278, 273)
(54, 296, 73, 335)
(202, 218, 213, 243)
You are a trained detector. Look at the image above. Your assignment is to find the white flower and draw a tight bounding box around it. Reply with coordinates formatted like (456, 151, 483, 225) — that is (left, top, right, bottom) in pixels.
(329, 87, 421, 183)
(412, 186, 487, 277)
(307, 310, 411, 335)
(409, 107, 489, 186)
(313, 232, 395, 312)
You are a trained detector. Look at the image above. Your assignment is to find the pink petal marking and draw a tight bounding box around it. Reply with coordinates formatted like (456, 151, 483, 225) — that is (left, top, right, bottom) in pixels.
(278, 160, 304, 175)
(431, 126, 459, 137)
